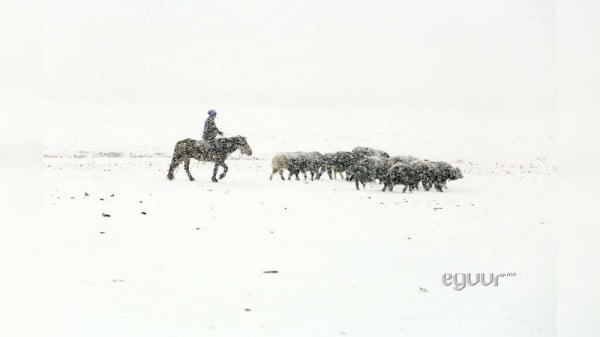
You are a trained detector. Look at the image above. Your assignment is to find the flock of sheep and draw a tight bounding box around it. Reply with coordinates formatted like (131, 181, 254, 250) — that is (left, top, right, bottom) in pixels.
(270, 147, 463, 192)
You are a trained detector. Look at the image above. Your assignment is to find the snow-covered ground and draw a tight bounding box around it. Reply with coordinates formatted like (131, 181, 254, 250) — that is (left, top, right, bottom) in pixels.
(42, 111, 556, 337)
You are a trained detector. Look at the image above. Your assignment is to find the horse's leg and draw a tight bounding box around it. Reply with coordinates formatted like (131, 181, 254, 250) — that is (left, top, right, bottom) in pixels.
(218, 161, 228, 180)
(167, 156, 182, 180)
(212, 163, 219, 182)
(184, 159, 195, 181)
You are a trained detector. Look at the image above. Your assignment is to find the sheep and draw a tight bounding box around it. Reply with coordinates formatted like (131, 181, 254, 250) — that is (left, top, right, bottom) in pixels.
(383, 162, 421, 192)
(396, 160, 463, 191)
(387, 155, 420, 166)
(270, 152, 330, 181)
(352, 146, 390, 159)
(381, 156, 423, 189)
(302, 151, 326, 181)
(316, 153, 336, 180)
(350, 156, 388, 190)
(412, 160, 436, 191)
(427, 161, 463, 192)
(269, 152, 308, 181)
(328, 151, 362, 180)
(286, 152, 309, 180)
(318, 149, 388, 181)
(269, 153, 290, 180)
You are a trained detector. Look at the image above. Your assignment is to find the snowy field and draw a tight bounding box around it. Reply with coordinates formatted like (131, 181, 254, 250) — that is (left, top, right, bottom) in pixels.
(42, 111, 556, 337)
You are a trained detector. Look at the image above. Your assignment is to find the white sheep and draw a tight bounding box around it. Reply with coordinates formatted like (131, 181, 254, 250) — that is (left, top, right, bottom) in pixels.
(269, 153, 290, 180)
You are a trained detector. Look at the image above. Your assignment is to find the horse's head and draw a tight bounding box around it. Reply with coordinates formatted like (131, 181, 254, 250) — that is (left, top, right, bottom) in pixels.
(235, 136, 253, 156)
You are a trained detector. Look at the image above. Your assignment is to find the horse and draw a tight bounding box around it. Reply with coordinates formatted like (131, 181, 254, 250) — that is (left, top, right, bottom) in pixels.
(166, 136, 253, 182)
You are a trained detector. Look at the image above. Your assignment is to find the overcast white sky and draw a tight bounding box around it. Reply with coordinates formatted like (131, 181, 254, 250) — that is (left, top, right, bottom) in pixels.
(43, 0, 555, 112)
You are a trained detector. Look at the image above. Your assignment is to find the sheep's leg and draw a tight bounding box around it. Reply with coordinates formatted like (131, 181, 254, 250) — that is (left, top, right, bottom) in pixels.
(362, 181, 366, 188)
(402, 185, 408, 193)
(218, 162, 228, 180)
(184, 159, 195, 181)
(302, 169, 307, 181)
(270, 168, 277, 180)
(167, 156, 183, 180)
(318, 168, 326, 180)
(279, 169, 285, 180)
(211, 163, 219, 182)
(295, 172, 300, 180)
(355, 180, 360, 190)
(327, 169, 333, 180)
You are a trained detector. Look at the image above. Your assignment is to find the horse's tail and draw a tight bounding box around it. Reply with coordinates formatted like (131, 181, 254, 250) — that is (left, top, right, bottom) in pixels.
(167, 139, 188, 180)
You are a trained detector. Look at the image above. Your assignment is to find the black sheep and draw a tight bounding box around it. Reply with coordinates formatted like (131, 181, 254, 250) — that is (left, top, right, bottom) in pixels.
(316, 153, 335, 180)
(287, 152, 309, 180)
(387, 155, 420, 166)
(428, 161, 463, 192)
(383, 162, 421, 192)
(350, 156, 388, 190)
(302, 152, 326, 181)
(352, 146, 390, 159)
(328, 151, 361, 180)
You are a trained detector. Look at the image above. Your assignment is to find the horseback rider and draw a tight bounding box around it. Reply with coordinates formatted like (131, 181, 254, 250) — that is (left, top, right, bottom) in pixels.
(203, 109, 223, 155)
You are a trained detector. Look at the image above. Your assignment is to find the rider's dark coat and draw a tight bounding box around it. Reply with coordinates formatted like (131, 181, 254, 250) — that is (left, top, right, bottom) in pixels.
(202, 116, 221, 142)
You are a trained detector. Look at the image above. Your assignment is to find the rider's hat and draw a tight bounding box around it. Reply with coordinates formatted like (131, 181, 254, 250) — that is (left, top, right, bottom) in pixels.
(208, 109, 217, 116)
